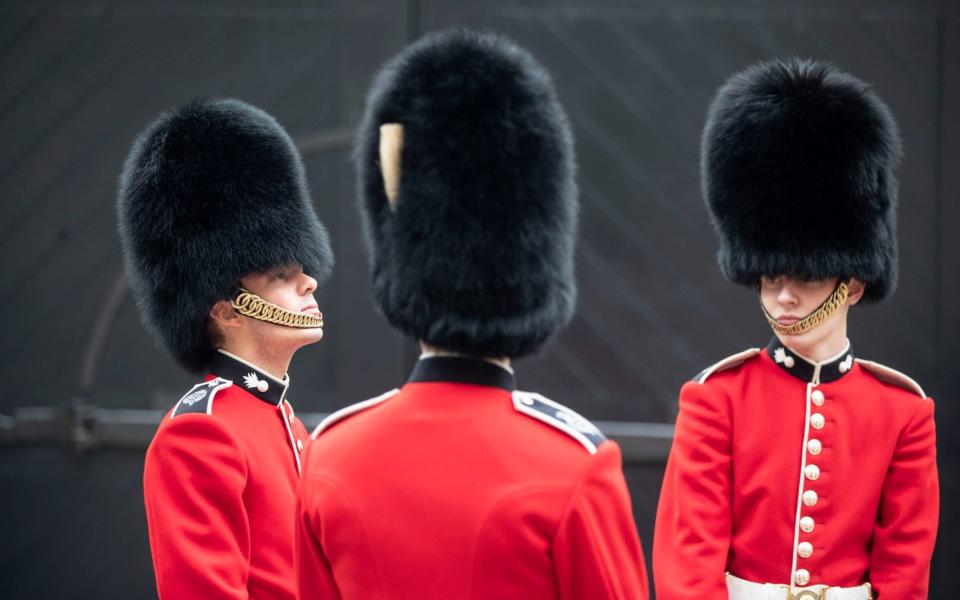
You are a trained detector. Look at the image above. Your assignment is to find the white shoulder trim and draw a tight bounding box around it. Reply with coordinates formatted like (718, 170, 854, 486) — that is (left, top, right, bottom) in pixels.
(311, 388, 400, 439)
(696, 348, 761, 384)
(512, 391, 606, 455)
(855, 359, 926, 398)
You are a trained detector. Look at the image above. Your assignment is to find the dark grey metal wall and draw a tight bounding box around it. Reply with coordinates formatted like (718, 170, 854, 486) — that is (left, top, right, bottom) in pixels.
(1, 1, 957, 598)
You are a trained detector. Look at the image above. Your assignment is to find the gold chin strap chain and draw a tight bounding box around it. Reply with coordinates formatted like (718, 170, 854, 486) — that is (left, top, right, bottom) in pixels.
(231, 289, 324, 329)
(760, 281, 849, 336)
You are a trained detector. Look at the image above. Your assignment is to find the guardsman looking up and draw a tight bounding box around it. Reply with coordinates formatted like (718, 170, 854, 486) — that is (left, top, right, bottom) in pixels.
(295, 29, 649, 600)
(117, 98, 334, 600)
(653, 59, 939, 600)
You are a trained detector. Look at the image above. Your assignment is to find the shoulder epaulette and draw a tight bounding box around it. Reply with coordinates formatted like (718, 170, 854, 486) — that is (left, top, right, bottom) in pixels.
(311, 389, 400, 439)
(512, 391, 606, 455)
(693, 348, 761, 384)
(855, 359, 926, 398)
(171, 378, 233, 418)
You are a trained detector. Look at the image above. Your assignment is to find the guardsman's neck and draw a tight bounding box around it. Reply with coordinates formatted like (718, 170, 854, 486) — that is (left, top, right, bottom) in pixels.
(217, 344, 291, 382)
(418, 341, 513, 373)
(777, 330, 850, 364)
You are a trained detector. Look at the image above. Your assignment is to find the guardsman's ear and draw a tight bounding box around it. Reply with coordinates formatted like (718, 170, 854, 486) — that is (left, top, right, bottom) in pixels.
(846, 278, 866, 306)
(209, 299, 243, 330)
(379, 123, 404, 211)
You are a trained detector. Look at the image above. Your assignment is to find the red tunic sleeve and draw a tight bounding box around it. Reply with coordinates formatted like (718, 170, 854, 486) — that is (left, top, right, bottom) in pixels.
(295, 442, 343, 600)
(143, 415, 251, 600)
(868, 397, 939, 599)
(653, 380, 732, 600)
(553, 441, 649, 600)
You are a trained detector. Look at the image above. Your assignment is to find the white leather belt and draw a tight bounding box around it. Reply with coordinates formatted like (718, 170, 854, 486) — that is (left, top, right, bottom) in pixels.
(726, 573, 872, 600)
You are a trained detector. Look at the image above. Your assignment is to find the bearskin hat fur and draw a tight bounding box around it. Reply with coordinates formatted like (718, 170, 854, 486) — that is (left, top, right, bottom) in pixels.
(355, 29, 578, 358)
(117, 98, 333, 373)
(702, 59, 902, 303)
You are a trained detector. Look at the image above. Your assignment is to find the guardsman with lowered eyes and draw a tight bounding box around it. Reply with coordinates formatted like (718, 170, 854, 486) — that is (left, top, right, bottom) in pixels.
(295, 29, 649, 600)
(117, 98, 334, 600)
(653, 59, 939, 600)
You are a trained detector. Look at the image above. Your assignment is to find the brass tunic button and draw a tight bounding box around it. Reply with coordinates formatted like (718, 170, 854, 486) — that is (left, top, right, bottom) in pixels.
(802, 490, 818, 506)
(800, 516, 815, 533)
(804, 464, 821, 481)
(811, 390, 825, 406)
(794, 569, 810, 586)
(807, 439, 822, 455)
(810, 413, 825, 429)
(798, 542, 813, 558)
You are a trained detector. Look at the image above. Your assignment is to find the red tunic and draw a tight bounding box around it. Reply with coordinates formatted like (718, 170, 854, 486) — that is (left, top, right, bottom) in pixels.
(296, 356, 649, 599)
(653, 340, 939, 599)
(143, 350, 310, 600)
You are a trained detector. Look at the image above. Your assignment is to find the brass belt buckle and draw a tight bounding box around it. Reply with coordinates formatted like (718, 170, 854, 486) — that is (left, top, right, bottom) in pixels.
(789, 590, 826, 600)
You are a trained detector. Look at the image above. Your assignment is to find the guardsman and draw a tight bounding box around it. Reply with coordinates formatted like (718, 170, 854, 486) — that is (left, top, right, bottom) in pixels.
(117, 98, 334, 600)
(653, 59, 939, 599)
(295, 29, 649, 599)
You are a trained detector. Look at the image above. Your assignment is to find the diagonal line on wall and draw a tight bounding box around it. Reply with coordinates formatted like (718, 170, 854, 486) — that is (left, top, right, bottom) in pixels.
(578, 240, 705, 371)
(0, 20, 109, 195)
(0, 9, 46, 59)
(562, 90, 699, 234)
(0, 21, 226, 248)
(856, 17, 936, 98)
(3, 246, 116, 362)
(850, 19, 937, 167)
(0, 12, 106, 134)
(605, 20, 705, 115)
(669, 16, 743, 79)
(541, 17, 697, 171)
(803, 22, 935, 167)
(258, 38, 336, 108)
(545, 338, 615, 401)
(580, 178, 743, 346)
(577, 305, 676, 406)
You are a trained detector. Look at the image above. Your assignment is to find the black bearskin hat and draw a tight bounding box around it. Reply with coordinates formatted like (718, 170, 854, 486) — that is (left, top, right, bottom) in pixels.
(355, 29, 578, 358)
(117, 98, 334, 373)
(702, 59, 902, 303)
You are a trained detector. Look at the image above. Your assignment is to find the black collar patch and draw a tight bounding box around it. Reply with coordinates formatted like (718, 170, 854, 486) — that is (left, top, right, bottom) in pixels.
(209, 350, 289, 406)
(407, 356, 516, 391)
(766, 337, 854, 384)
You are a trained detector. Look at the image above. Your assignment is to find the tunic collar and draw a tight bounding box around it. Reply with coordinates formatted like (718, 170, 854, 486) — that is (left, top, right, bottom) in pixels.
(766, 337, 854, 384)
(408, 356, 516, 391)
(209, 349, 290, 406)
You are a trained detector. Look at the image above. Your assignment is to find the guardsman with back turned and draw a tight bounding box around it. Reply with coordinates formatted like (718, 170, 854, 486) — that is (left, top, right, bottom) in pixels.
(295, 29, 649, 600)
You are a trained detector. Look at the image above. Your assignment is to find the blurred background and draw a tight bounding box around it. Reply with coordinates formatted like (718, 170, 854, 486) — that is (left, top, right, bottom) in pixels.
(1, 0, 957, 597)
